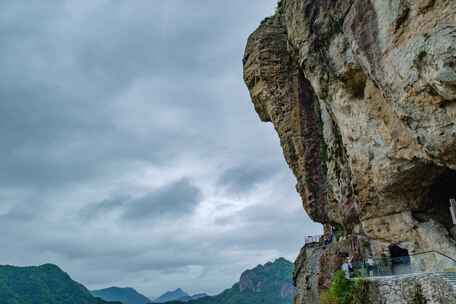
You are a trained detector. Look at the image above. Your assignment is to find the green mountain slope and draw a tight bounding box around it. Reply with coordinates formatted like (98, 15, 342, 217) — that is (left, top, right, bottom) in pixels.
(92, 287, 151, 304)
(150, 258, 295, 304)
(0, 264, 120, 304)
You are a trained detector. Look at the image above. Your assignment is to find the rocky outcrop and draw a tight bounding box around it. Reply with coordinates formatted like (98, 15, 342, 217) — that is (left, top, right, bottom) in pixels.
(243, 0, 456, 303)
(239, 257, 295, 297)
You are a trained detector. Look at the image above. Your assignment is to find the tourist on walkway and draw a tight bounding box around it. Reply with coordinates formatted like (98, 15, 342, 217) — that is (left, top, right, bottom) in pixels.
(341, 256, 353, 279)
(367, 256, 375, 277)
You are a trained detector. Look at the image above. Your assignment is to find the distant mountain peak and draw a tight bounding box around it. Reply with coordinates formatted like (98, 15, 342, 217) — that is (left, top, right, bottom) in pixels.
(150, 258, 294, 304)
(239, 258, 294, 294)
(274, 257, 290, 263)
(39, 263, 62, 269)
(154, 288, 190, 303)
(91, 286, 150, 304)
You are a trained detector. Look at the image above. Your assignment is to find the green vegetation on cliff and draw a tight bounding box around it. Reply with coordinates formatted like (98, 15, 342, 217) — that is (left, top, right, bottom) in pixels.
(320, 271, 370, 304)
(276, 0, 286, 15)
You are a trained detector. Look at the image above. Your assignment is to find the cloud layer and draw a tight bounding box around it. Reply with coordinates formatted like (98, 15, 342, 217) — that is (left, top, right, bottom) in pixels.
(0, 0, 322, 297)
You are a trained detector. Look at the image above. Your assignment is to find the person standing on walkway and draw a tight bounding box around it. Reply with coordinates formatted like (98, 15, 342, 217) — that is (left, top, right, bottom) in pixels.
(341, 257, 353, 279)
(367, 256, 375, 277)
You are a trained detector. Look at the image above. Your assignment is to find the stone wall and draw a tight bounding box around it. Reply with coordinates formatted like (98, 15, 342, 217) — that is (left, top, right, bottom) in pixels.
(367, 274, 456, 304)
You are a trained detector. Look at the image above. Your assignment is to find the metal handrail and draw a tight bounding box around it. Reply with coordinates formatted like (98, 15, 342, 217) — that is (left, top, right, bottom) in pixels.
(346, 250, 456, 278)
(304, 235, 323, 244)
(408, 250, 456, 263)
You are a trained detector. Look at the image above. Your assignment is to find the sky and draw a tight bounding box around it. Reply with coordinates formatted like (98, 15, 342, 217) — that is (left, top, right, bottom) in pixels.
(0, 0, 322, 298)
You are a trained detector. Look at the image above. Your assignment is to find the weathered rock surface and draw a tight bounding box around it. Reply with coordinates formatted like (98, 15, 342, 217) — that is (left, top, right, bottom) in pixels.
(366, 274, 456, 304)
(243, 0, 456, 303)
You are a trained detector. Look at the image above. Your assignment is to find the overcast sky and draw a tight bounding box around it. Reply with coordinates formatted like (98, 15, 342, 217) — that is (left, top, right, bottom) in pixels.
(0, 0, 322, 298)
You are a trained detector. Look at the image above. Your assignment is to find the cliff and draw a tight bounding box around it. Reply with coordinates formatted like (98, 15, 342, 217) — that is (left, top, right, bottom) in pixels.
(243, 0, 456, 303)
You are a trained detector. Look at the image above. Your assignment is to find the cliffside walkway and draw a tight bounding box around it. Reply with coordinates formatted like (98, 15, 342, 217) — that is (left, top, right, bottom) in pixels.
(438, 272, 456, 289)
(304, 235, 323, 245)
(350, 251, 456, 279)
(361, 272, 456, 302)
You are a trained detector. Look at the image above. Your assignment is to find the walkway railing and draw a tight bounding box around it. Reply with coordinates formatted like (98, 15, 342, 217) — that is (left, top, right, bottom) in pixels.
(349, 251, 456, 278)
(304, 235, 323, 244)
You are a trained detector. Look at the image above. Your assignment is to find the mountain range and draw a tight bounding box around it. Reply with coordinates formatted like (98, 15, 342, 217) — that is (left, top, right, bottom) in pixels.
(0, 258, 294, 304)
(149, 258, 295, 304)
(91, 287, 151, 304)
(0, 264, 120, 304)
(91, 287, 208, 304)
(153, 288, 208, 303)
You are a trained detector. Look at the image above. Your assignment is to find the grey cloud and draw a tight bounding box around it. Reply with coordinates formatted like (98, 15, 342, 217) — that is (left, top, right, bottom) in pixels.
(79, 194, 131, 220)
(0, 0, 322, 297)
(0, 0, 277, 190)
(218, 163, 279, 194)
(122, 178, 202, 221)
(80, 178, 202, 222)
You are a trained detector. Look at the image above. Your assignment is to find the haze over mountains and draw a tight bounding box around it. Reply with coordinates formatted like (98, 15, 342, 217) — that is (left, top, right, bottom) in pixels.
(153, 288, 188, 303)
(153, 288, 208, 303)
(91, 287, 151, 304)
(0, 258, 294, 304)
(150, 258, 295, 304)
(91, 287, 209, 304)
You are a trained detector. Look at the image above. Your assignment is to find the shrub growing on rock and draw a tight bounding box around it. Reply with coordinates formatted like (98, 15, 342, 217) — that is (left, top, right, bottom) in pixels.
(320, 270, 370, 304)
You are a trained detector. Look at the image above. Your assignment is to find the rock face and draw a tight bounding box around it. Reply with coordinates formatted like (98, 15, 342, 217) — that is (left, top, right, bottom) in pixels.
(243, 0, 456, 303)
(366, 274, 456, 304)
(238, 257, 295, 297)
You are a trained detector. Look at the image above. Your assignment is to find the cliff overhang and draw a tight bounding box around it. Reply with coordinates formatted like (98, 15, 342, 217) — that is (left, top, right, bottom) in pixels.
(243, 0, 456, 303)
